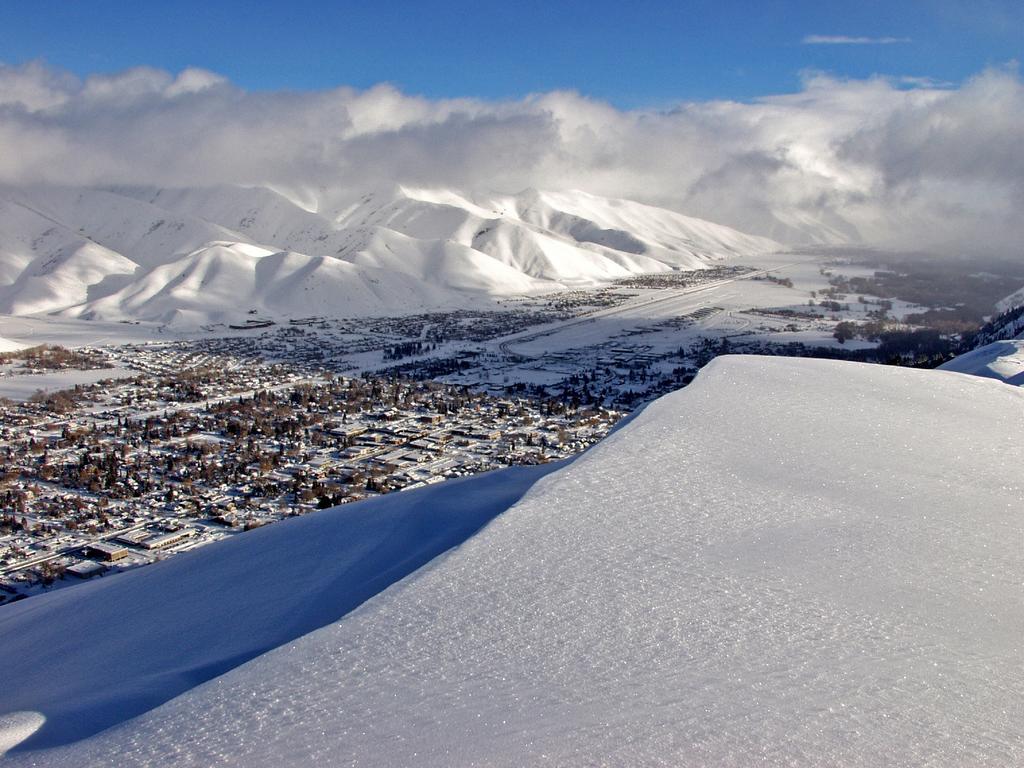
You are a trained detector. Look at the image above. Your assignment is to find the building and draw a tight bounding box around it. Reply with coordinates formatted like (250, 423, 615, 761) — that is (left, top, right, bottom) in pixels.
(67, 560, 105, 579)
(141, 529, 194, 550)
(116, 529, 152, 547)
(84, 542, 128, 562)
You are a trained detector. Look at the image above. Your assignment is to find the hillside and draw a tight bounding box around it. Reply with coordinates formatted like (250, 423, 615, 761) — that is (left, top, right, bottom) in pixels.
(2, 356, 1022, 766)
(939, 300, 1024, 386)
(0, 463, 562, 750)
(0, 185, 781, 325)
(940, 336, 1024, 386)
(996, 284, 1024, 313)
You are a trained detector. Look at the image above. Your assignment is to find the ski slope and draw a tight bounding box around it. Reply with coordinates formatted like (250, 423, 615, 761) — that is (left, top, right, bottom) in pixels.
(2, 356, 1022, 766)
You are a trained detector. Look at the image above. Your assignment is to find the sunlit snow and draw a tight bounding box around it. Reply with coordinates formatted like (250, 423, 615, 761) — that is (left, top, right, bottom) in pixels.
(0, 185, 780, 325)
(3, 356, 1021, 766)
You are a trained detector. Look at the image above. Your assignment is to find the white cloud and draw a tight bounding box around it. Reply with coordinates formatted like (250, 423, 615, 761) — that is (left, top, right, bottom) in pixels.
(0, 61, 1021, 255)
(898, 75, 954, 88)
(803, 35, 912, 45)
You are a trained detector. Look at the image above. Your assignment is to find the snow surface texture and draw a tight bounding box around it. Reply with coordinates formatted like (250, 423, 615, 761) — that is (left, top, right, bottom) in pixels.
(0, 185, 780, 325)
(0, 716, 43, 759)
(5, 356, 1023, 766)
(0, 463, 561, 752)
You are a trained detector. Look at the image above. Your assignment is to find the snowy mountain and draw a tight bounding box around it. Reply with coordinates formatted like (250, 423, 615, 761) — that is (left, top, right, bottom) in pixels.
(2, 356, 1022, 766)
(0, 184, 781, 325)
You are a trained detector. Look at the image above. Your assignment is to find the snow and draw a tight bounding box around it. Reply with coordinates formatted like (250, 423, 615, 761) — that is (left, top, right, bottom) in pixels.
(996, 284, 1024, 313)
(0, 463, 561, 753)
(4, 356, 1023, 766)
(0, 184, 782, 325)
(939, 338, 1024, 386)
(0, 336, 26, 353)
(0, 367, 134, 401)
(0, 716, 44, 758)
(514, 188, 781, 258)
(0, 313, 182, 349)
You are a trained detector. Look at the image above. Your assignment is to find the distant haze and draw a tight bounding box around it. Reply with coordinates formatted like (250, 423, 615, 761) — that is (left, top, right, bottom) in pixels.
(1, 61, 1023, 255)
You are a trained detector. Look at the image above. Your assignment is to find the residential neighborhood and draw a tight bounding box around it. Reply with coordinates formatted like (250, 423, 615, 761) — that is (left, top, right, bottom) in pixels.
(0, 343, 621, 603)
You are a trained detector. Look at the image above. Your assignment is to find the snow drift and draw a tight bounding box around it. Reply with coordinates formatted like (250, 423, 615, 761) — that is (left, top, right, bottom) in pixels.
(2, 356, 1022, 766)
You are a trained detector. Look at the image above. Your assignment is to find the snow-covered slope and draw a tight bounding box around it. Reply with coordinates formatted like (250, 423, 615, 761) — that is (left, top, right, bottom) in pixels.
(341, 186, 779, 276)
(939, 337, 1024, 386)
(0, 463, 561, 751)
(0, 184, 781, 324)
(4, 356, 1022, 766)
(75, 242, 480, 325)
(0, 185, 255, 271)
(939, 301, 1024, 387)
(997, 284, 1024, 313)
(0, 336, 26, 353)
(0, 241, 137, 316)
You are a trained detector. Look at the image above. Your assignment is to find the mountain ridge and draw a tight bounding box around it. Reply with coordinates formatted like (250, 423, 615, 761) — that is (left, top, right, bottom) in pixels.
(0, 184, 782, 325)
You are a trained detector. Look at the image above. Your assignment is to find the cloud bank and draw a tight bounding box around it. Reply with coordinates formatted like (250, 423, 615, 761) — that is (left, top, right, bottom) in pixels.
(1, 60, 1022, 255)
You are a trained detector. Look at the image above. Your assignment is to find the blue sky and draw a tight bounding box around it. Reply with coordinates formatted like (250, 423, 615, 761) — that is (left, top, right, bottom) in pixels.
(2, 0, 1020, 105)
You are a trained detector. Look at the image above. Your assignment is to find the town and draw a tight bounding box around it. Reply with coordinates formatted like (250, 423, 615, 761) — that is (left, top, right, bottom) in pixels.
(2, 255, 1013, 605)
(0, 343, 621, 604)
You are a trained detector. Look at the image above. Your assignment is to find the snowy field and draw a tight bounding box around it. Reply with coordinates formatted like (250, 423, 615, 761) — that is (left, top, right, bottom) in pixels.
(2, 356, 1021, 766)
(0, 315, 183, 348)
(0, 367, 135, 401)
(487, 251, 884, 363)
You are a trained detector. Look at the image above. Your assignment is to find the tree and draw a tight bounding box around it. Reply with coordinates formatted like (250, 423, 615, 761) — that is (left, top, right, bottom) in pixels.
(834, 321, 858, 344)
